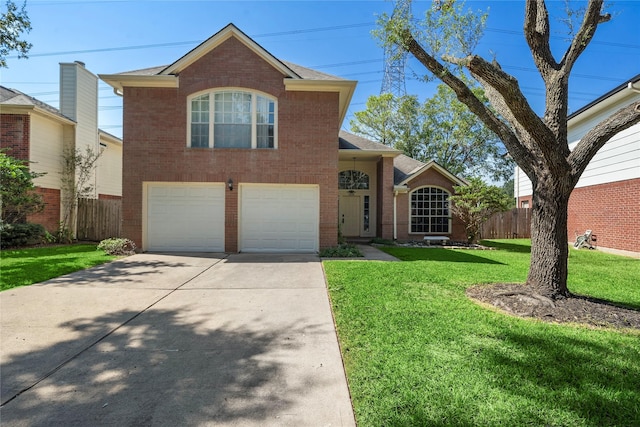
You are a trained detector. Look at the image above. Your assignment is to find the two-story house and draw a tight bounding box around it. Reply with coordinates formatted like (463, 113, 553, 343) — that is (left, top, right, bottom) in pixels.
(100, 24, 466, 253)
(1, 61, 122, 233)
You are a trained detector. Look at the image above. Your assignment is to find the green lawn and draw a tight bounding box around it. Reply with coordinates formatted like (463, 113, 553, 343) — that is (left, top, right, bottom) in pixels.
(324, 239, 640, 426)
(0, 244, 116, 291)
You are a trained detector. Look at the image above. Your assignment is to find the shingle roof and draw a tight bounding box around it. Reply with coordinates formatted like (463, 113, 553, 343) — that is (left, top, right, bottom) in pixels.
(338, 131, 434, 185)
(393, 154, 425, 184)
(281, 61, 343, 81)
(338, 130, 398, 151)
(115, 61, 345, 81)
(0, 86, 73, 122)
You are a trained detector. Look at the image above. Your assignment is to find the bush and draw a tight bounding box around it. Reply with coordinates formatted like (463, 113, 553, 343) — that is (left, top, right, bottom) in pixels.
(370, 237, 396, 246)
(319, 243, 363, 258)
(0, 222, 47, 248)
(97, 238, 136, 256)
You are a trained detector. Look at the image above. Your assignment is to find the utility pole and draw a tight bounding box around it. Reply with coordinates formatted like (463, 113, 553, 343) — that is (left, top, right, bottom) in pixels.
(381, 0, 411, 97)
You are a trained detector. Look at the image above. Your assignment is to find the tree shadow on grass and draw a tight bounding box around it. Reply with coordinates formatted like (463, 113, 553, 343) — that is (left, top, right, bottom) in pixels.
(383, 247, 504, 265)
(381, 327, 640, 427)
(0, 307, 324, 426)
(481, 240, 532, 253)
(472, 330, 640, 426)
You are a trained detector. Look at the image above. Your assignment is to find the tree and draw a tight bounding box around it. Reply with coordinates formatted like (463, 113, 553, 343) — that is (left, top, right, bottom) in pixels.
(59, 146, 103, 242)
(0, 0, 32, 68)
(379, 0, 640, 299)
(421, 82, 514, 182)
(449, 178, 511, 244)
(351, 84, 514, 182)
(350, 93, 422, 157)
(0, 151, 44, 224)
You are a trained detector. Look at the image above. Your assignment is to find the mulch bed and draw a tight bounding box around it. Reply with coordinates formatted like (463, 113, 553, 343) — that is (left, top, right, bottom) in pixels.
(467, 283, 640, 331)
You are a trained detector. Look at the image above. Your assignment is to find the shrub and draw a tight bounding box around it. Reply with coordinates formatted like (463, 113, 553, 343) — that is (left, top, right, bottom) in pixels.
(320, 243, 363, 258)
(370, 237, 396, 246)
(0, 222, 47, 248)
(97, 238, 136, 256)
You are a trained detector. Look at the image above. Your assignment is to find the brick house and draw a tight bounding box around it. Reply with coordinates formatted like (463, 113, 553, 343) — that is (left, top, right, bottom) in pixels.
(100, 24, 466, 253)
(515, 74, 640, 255)
(1, 62, 122, 233)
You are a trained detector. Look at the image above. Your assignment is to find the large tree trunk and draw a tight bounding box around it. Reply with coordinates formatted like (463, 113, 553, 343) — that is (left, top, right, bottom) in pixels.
(527, 177, 571, 299)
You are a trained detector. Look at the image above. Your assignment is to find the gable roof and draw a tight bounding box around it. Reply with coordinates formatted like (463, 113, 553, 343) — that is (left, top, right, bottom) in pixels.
(338, 130, 466, 187)
(99, 24, 356, 125)
(396, 159, 468, 187)
(161, 24, 300, 78)
(0, 86, 75, 125)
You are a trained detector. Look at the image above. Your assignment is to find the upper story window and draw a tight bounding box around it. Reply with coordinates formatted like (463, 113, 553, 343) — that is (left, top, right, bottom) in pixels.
(339, 170, 369, 190)
(189, 89, 276, 149)
(410, 186, 451, 234)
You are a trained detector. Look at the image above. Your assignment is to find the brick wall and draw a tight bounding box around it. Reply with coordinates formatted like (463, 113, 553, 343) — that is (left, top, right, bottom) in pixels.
(376, 157, 394, 239)
(122, 37, 339, 251)
(27, 187, 60, 233)
(568, 178, 639, 253)
(395, 168, 467, 242)
(1, 114, 30, 161)
(98, 194, 122, 200)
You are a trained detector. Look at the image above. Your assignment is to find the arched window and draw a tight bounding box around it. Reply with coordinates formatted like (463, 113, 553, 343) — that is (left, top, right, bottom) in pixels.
(339, 170, 369, 190)
(188, 89, 276, 148)
(410, 187, 450, 233)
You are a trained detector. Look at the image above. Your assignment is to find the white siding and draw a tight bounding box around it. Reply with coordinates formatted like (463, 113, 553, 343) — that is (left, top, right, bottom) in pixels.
(97, 139, 122, 196)
(60, 62, 100, 197)
(30, 115, 66, 189)
(515, 89, 640, 198)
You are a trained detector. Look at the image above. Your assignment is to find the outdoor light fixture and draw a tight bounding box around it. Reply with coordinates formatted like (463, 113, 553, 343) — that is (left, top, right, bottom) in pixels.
(227, 178, 233, 191)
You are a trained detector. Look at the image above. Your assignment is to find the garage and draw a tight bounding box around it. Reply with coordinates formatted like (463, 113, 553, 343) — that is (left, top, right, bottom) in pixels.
(240, 184, 319, 252)
(145, 183, 225, 252)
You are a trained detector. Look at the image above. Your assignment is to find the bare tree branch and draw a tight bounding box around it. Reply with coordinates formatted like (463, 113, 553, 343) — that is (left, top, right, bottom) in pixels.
(401, 31, 537, 176)
(524, 0, 559, 75)
(560, 0, 610, 72)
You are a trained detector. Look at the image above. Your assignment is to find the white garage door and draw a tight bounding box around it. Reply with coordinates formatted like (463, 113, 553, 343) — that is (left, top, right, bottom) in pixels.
(146, 183, 225, 252)
(240, 184, 319, 252)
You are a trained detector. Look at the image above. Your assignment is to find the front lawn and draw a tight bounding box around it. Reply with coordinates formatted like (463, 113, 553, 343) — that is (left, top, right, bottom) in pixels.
(0, 244, 116, 291)
(324, 239, 640, 426)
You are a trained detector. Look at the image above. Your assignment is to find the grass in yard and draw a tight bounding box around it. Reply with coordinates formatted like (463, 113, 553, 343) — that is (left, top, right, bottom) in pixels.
(324, 239, 640, 426)
(0, 244, 116, 291)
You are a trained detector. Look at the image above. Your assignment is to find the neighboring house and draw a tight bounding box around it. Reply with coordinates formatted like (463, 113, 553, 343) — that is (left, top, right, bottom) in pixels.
(100, 24, 466, 253)
(0, 61, 122, 233)
(515, 74, 640, 255)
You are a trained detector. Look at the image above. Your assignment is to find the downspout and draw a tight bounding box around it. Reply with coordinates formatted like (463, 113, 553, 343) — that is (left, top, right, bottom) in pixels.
(393, 190, 398, 240)
(392, 185, 408, 241)
(628, 81, 640, 94)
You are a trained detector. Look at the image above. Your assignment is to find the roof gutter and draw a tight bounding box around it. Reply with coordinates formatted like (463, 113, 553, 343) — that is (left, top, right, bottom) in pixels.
(628, 81, 640, 94)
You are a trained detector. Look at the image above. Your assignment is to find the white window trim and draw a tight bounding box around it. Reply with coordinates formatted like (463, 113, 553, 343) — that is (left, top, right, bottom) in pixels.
(408, 185, 452, 235)
(186, 87, 278, 149)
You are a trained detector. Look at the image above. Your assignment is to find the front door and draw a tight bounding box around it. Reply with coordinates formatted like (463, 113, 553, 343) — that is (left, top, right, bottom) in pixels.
(339, 195, 360, 237)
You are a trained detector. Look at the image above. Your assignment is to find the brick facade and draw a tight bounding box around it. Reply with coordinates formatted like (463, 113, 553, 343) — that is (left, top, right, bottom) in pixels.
(376, 157, 395, 239)
(568, 179, 639, 253)
(395, 168, 467, 242)
(27, 187, 60, 233)
(516, 178, 639, 253)
(1, 114, 30, 161)
(98, 194, 122, 200)
(121, 37, 339, 251)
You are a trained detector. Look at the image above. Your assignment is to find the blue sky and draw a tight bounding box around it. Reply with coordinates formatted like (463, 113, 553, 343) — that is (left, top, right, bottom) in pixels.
(2, 0, 639, 139)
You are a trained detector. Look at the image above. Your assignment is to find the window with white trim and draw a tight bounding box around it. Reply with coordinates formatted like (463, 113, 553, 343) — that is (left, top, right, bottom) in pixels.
(410, 187, 451, 233)
(189, 89, 276, 148)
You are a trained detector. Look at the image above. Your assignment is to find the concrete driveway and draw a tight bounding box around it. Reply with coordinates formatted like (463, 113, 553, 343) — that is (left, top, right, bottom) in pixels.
(0, 253, 355, 426)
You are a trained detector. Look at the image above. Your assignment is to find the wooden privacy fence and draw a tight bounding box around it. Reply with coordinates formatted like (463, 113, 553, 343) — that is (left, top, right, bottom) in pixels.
(481, 208, 532, 239)
(77, 198, 122, 241)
